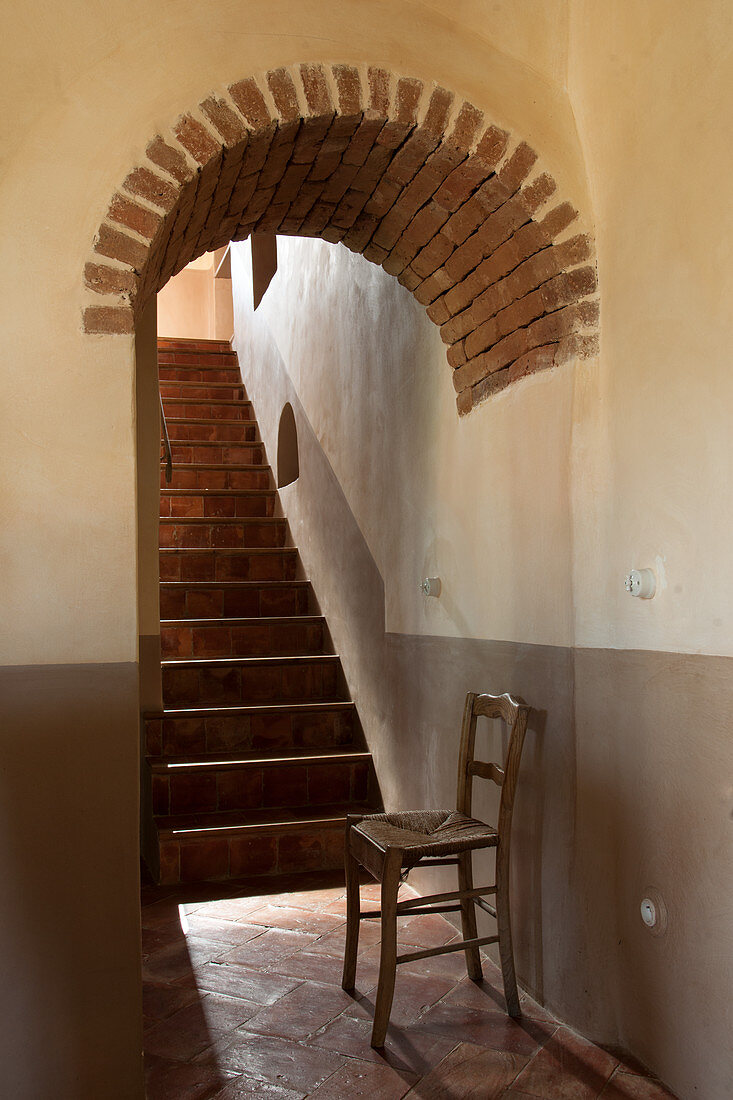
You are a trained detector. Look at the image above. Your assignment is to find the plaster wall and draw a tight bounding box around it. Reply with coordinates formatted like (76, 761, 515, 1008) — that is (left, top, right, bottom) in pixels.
(157, 265, 234, 341)
(568, 0, 733, 658)
(1, 0, 732, 1097)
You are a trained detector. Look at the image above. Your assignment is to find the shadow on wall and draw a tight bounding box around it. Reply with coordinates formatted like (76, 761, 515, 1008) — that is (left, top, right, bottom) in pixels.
(267, 376, 579, 1017)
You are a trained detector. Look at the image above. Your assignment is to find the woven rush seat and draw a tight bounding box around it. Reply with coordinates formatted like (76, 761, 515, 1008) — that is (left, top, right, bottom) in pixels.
(352, 810, 498, 869)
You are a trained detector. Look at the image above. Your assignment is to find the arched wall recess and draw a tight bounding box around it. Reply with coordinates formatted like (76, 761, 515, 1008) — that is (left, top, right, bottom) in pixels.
(82, 63, 599, 414)
(277, 402, 299, 488)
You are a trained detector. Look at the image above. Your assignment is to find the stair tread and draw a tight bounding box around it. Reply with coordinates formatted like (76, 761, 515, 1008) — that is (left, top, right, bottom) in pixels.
(156, 801, 375, 838)
(160, 581, 309, 588)
(162, 653, 339, 668)
(161, 615, 322, 626)
(159, 515, 283, 523)
(163, 398, 253, 407)
(145, 700, 356, 720)
(159, 546, 297, 554)
(165, 433, 259, 442)
(161, 488, 275, 496)
(162, 463, 270, 471)
(150, 747, 371, 771)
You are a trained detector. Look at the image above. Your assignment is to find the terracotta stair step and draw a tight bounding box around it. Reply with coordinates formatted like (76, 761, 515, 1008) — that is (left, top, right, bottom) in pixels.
(160, 381, 246, 400)
(150, 747, 372, 817)
(161, 614, 327, 656)
(159, 366, 241, 383)
(159, 580, 313, 619)
(158, 337, 233, 351)
(162, 398, 254, 421)
(159, 489, 276, 519)
(158, 517, 286, 549)
(165, 418, 258, 442)
(160, 464, 270, 491)
(154, 802, 375, 885)
(158, 349, 238, 364)
(144, 700, 357, 757)
(167, 442, 265, 464)
(160, 547, 298, 582)
(162, 654, 346, 707)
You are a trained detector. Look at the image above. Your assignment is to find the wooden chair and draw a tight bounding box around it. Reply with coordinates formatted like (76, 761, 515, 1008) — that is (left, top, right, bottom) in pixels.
(341, 690, 530, 1048)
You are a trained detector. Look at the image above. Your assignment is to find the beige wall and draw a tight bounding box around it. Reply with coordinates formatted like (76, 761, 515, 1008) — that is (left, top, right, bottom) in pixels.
(157, 261, 234, 341)
(568, 0, 733, 658)
(2, 0, 732, 1096)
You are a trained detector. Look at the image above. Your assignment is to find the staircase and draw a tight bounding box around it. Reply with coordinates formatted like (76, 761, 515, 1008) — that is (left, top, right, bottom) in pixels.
(143, 337, 380, 885)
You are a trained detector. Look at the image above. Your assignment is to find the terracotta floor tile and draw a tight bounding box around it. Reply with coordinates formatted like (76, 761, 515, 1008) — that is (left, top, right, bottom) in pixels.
(599, 1070, 678, 1099)
(352, 970, 458, 1030)
(271, 947, 380, 988)
(219, 928, 319, 969)
(403, 1041, 530, 1099)
(145, 1054, 232, 1100)
(143, 980, 202, 1024)
(195, 960, 302, 1003)
(415, 999, 555, 1057)
(202, 1031, 346, 1092)
(307, 1011, 458, 1076)
(212, 1076, 304, 1099)
(306, 1056, 416, 1099)
(142, 925, 187, 956)
(306, 919, 383, 956)
(193, 897, 280, 921)
(264, 887, 347, 911)
(510, 1026, 620, 1099)
(359, 939, 468, 983)
(244, 979, 356, 1040)
(246, 904, 345, 935)
(142, 898, 187, 931)
(143, 937, 228, 983)
(398, 912, 461, 948)
(184, 914, 269, 945)
(144, 1008, 227, 1063)
(179, 992, 263, 1032)
(141, 878, 663, 1100)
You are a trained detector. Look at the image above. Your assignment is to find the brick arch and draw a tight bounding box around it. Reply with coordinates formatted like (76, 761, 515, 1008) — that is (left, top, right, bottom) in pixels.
(83, 64, 599, 414)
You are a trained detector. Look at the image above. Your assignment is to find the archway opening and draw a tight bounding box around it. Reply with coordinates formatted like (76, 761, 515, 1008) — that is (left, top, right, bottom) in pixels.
(83, 63, 598, 416)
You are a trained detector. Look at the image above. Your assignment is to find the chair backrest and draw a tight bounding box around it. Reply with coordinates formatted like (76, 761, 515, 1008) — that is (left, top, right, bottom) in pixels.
(456, 692, 530, 842)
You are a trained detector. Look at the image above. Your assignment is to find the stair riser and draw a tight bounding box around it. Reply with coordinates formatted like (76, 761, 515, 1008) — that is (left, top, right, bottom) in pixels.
(159, 368, 241, 384)
(161, 620, 325, 658)
(160, 384, 246, 401)
(152, 760, 369, 816)
(168, 444, 265, 464)
(158, 823, 345, 885)
(166, 422, 257, 442)
(162, 662, 344, 707)
(161, 469, 271, 490)
(162, 402, 254, 421)
(145, 707, 355, 757)
(158, 352, 236, 367)
(160, 550, 298, 582)
(159, 495, 274, 519)
(158, 341, 233, 356)
(160, 584, 310, 620)
(159, 521, 285, 549)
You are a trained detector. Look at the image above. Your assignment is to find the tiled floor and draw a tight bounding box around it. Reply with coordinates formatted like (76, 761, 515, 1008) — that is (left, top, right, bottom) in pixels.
(142, 871, 676, 1099)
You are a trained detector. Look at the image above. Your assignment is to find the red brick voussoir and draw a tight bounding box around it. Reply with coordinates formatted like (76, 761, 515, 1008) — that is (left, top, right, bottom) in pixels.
(82, 64, 598, 412)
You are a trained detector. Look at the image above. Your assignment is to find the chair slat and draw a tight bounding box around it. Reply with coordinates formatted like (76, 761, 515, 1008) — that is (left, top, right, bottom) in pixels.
(469, 760, 505, 784)
(396, 934, 500, 965)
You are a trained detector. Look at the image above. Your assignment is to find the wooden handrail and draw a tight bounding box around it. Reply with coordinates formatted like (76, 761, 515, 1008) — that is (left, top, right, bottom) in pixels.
(159, 390, 172, 484)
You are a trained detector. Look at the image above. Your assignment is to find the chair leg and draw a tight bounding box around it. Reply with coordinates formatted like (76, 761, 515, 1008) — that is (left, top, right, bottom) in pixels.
(341, 843, 361, 991)
(457, 851, 482, 981)
(371, 848, 402, 1048)
(495, 841, 520, 1017)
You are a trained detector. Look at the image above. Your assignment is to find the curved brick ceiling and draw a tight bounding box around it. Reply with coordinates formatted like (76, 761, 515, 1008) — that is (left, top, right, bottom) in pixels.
(83, 64, 599, 414)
